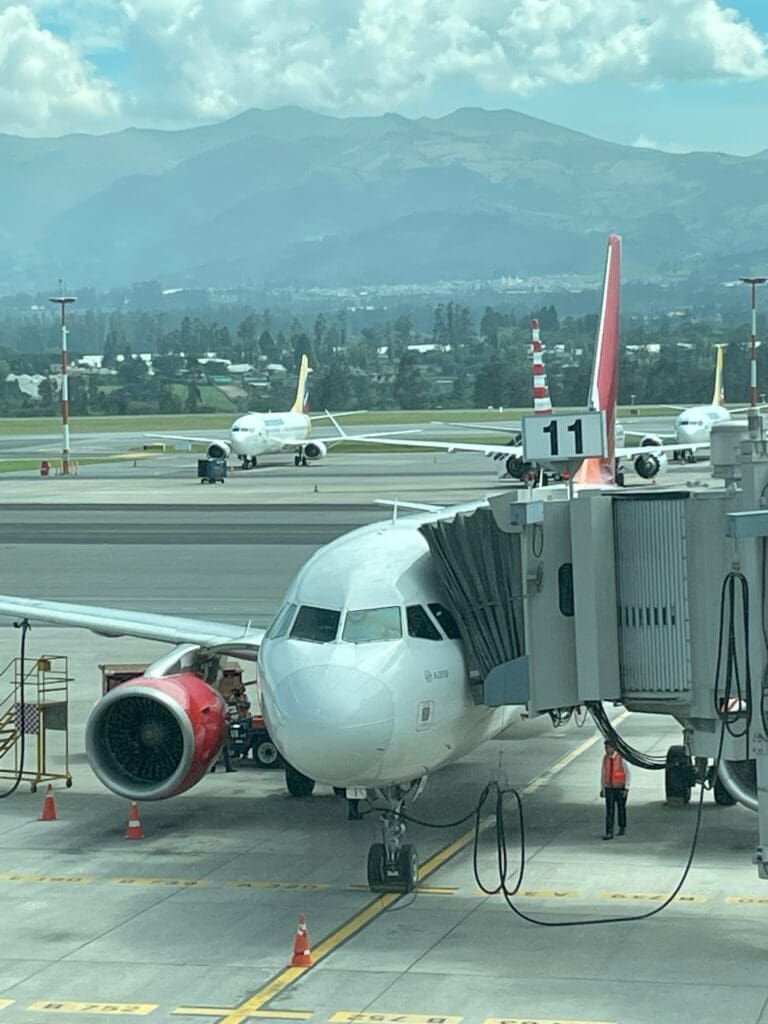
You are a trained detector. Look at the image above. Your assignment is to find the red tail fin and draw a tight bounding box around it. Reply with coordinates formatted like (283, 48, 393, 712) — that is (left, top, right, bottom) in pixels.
(575, 234, 621, 487)
(530, 319, 553, 414)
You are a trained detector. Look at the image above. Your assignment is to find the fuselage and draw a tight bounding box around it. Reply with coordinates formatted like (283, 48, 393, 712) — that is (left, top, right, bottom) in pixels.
(258, 512, 517, 789)
(675, 404, 730, 445)
(228, 411, 311, 457)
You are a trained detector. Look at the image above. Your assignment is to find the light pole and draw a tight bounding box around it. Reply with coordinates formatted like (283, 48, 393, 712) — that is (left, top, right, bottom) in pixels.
(741, 276, 766, 410)
(49, 286, 76, 476)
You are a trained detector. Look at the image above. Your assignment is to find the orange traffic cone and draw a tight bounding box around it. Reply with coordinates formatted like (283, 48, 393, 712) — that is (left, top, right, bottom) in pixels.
(124, 802, 145, 840)
(290, 914, 313, 967)
(38, 784, 58, 821)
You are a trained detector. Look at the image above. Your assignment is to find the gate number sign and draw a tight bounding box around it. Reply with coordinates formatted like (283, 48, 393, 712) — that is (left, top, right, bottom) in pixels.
(522, 411, 607, 462)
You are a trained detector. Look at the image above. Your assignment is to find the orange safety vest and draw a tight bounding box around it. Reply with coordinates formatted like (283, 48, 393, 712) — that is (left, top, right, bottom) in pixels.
(602, 752, 627, 789)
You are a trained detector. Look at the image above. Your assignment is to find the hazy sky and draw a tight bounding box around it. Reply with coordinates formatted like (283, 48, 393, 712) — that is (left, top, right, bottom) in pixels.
(2, 0, 767, 154)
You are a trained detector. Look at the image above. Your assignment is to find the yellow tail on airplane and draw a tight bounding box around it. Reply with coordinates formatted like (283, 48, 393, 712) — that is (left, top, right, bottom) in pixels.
(712, 345, 725, 406)
(290, 354, 311, 414)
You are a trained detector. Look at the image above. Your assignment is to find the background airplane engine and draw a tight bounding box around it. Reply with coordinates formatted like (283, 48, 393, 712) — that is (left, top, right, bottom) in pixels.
(207, 441, 231, 460)
(505, 453, 535, 480)
(302, 439, 328, 461)
(634, 436, 669, 479)
(85, 673, 228, 800)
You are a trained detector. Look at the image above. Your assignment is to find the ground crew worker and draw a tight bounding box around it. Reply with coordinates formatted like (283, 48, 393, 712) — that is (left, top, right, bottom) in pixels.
(600, 740, 630, 840)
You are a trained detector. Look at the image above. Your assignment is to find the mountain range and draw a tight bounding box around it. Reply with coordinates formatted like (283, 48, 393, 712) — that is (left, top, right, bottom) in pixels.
(2, 105, 767, 295)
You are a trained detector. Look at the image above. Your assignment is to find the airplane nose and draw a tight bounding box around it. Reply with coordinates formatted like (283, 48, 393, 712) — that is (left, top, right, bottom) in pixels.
(262, 665, 395, 785)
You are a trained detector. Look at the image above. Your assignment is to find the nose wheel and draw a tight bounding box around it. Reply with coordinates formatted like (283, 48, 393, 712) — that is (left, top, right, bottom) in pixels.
(366, 802, 420, 893)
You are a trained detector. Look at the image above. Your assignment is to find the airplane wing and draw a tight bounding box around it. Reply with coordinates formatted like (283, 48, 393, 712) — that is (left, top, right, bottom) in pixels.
(279, 428, 422, 452)
(332, 431, 520, 458)
(309, 411, 365, 422)
(144, 433, 219, 446)
(617, 441, 710, 458)
(324, 411, 520, 457)
(432, 420, 522, 434)
(0, 596, 263, 657)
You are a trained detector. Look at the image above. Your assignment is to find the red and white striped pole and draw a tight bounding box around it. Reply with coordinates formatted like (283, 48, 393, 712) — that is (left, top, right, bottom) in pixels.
(530, 319, 553, 415)
(49, 288, 76, 476)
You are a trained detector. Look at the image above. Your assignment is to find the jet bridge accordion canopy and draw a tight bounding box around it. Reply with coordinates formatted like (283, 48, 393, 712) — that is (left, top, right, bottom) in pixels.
(419, 507, 525, 684)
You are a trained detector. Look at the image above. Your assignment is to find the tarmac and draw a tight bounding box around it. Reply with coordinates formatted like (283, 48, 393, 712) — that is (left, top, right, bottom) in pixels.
(0, 449, 764, 1024)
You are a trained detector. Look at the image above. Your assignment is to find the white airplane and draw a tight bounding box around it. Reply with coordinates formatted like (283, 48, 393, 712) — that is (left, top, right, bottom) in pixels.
(0, 234, 625, 894)
(649, 345, 745, 461)
(148, 355, 370, 470)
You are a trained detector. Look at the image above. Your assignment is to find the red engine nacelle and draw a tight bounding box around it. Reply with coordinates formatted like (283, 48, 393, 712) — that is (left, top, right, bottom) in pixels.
(303, 439, 327, 461)
(85, 673, 228, 801)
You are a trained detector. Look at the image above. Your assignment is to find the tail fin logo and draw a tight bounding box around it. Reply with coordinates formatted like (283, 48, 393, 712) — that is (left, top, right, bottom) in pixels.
(713, 345, 725, 406)
(574, 234, 621, 487)
(291, 354, 311, 415)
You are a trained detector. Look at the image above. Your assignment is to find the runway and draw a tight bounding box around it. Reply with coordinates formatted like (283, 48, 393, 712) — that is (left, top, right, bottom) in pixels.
(0, 453, 764, 1024)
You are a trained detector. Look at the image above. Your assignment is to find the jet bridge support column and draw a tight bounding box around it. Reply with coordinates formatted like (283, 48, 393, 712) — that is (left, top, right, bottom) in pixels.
(722, 427, 768, 878)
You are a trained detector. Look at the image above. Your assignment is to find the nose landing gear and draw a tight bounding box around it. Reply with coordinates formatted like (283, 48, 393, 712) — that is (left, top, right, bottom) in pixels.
(366, 784, 424, 893)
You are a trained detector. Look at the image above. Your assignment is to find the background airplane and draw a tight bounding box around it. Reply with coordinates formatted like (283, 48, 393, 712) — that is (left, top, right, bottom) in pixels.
(147, 355, 385, 469)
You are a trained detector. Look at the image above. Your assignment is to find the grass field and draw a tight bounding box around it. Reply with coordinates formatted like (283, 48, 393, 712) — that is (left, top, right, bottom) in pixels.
(0, 405, 676, 438)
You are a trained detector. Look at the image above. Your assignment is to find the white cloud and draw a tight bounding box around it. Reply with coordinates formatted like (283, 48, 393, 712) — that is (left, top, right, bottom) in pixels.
(632, 134, 692, 154)
(115, 0, 768, 122)
(1, 0, 767, 133)
(0, 4, 122, 135)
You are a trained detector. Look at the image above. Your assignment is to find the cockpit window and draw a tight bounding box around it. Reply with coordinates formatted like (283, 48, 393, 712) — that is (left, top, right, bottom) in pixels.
(289, 605, 340, 643)
(342, 606, 402, 643)
(265, 602, 297, 639)
(407, 605, 441, 641)
(428, 603, 462, 639)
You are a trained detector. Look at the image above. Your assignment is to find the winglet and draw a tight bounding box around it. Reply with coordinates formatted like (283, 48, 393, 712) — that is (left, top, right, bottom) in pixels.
(575, 234, 621, 487)
(291, 355, 311, 414)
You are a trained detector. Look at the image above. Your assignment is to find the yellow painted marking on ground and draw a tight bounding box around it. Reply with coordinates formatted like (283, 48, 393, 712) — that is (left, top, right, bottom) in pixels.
(174, 1009, 312, 1020)
(485, 1018, 615, 1024)
(331, 1014, 463, 1024)
(0, 1000, 13, 1011)
(110, 876, 208, 887)
(0, 872, 92, 884)
(184, 729, 612, 1024)
(517, 890, 581, 899)
(725, 896, 768, 904)
(29, 1001, 157, 1015)
(347, 884, 456, 895)
(600, 891, 706, 903)
(228, 881, 329, 891)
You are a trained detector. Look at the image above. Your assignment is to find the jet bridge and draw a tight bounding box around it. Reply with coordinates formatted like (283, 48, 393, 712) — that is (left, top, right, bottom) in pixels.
(419, 418, 768, 879)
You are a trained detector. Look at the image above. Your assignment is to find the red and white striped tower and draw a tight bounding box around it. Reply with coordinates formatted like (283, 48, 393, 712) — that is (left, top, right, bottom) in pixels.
(49, 287, 76, 476)
(530, 319, 553, 415)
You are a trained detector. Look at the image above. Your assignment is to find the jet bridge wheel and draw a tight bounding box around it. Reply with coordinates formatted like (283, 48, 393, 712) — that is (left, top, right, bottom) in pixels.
(665, 745, 693, 805)
(285, 763, 315, 797)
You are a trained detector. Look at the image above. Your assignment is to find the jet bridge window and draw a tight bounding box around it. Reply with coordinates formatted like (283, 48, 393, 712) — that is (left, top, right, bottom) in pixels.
(265, 602, 297, 639)
(289, 605, 340, 643)
(428, 603, 461, 639)
(407, 605, 442, 641)
(342, 606, 402, 643)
